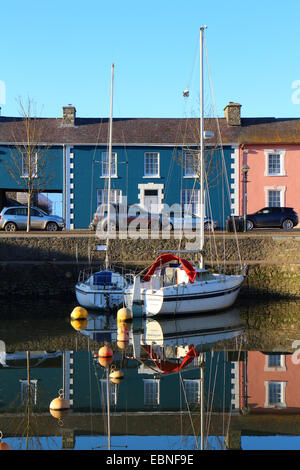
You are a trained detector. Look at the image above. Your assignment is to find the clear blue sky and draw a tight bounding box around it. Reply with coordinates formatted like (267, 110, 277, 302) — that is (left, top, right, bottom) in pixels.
(1, 0, 300, 120)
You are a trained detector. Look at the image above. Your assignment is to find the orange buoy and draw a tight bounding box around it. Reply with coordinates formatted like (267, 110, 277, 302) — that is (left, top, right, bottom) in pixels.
(109, 369, 125, 384)
(49, 396, 70, 419)
(98, 346, 113, 367)
(117, 331, 129, 350)
(0, 441, 11, 450)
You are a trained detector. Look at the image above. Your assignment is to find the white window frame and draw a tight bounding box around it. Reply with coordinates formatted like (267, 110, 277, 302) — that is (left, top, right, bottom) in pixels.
(183, 379, 201, 403)
(264, 381, 287, 408)
(264, 354, 286, 372)
(184, 153, 198, 178)
(20, 379, 38, 405)
(21, 152, 38, 178)
(101, 151, 117, 178)
(264, 186, 286, 207)
(144, 152, 160, 178)
(143, 378, 160, 405)
(264, 149, 286, 176)
(97, 189, 122, 206)
(181, 189, 201, 216)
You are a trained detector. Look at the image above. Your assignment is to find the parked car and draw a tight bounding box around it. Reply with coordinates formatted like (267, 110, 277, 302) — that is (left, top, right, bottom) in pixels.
(0, 206, 65, 232)
(166, 212, 218, 232)
(89, 204, 164, 231)
(90, 204, 217, 232)
(246, 207, 298, 231)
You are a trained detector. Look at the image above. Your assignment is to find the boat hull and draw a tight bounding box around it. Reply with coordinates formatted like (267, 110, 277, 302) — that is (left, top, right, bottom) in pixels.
(75, 285, 124, 309)
(75, 270, 126, 310)
(125, 274, 244, 316)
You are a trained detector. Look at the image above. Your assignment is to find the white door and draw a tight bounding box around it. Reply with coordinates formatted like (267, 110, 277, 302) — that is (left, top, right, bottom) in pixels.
(143, 189, 159, 213)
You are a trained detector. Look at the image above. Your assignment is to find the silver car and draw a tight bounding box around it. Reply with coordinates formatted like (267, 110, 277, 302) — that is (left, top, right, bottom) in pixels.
(0, 206, 65, 232)
(167, 212, 218, 231)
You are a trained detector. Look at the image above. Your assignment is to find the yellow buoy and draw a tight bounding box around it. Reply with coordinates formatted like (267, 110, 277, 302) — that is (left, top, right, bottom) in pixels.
(49, 396, 70, 419)
(109, 369, 125, 384)
(71, 319, 88, 331)
(117, 307, 132, 322)
(117, 322, 129, 334)
(71, 306, 88, 320)
(98, 346, 113, 367)
(117, 331, 129, 346)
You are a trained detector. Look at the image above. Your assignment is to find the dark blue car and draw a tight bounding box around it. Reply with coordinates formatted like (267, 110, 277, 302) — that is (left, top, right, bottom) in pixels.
(246, 207, 298, 231)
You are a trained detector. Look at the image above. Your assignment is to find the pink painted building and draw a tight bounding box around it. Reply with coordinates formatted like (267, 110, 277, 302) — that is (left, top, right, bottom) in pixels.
(240, 145, 300, 224)
(234, 110, 300, 225)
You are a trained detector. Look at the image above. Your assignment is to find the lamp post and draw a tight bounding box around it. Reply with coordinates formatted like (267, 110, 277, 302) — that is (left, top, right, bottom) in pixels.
(241, 164, 250, 232)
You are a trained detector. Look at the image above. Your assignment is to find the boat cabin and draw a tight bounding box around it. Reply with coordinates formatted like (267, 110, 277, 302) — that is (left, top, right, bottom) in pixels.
(148, 262, 215, 289)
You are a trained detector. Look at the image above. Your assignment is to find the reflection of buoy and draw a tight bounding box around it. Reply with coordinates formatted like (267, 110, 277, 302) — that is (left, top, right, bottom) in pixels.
(0, 441, 11, 450)
(109, 369, 124, 384)
(117, 331, 129, 350)
(117, 321, 129, 334)
(71, 319, 88, 331)
(49, 397, 70, 419)
(98, 346, 113, 367)
(71, 306, 88, 320)
(117, 307, 132, 322)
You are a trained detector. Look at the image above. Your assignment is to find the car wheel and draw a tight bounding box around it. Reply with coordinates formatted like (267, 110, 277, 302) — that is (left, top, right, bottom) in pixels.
(46, 222, 59, 232)
(246, 220, 254, 231)
(4, 222, 17, 232)
(282, 219, 293, 230)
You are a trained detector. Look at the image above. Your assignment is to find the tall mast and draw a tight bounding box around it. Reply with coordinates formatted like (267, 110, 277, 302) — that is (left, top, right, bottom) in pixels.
(199, 26, 206, 268)
(105, 63, 114, 270)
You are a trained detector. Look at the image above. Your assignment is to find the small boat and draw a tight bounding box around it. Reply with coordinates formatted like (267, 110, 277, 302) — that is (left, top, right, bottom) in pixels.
(75, 268, 127, 310)
(124, 27, 245, 316)
(124, 253, 244, 316)
(75, 64, 128, 310)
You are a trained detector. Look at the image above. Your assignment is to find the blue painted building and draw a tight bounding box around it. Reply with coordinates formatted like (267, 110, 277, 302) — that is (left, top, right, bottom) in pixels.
(0, 104, 242, 229)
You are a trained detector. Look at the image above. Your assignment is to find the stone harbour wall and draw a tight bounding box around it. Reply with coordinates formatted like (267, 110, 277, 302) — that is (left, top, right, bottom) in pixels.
(0, 233, 300, 299)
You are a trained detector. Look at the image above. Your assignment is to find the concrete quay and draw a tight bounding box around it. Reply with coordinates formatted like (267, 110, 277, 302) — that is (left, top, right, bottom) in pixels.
(0, 230, 299, 299)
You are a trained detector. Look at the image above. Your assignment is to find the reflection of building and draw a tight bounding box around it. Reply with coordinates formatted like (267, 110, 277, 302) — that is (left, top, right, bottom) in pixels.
(3, 349, 300, 449)
(0, 351, 63, 413)
(246, 352, 300, 413)
(0, 350, 238, 414)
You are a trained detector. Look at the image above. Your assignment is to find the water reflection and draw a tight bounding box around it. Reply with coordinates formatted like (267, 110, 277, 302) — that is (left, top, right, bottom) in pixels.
(1, 299, 300, 451)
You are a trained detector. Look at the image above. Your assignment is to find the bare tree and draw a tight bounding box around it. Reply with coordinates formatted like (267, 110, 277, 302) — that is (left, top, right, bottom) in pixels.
(176, 116, 223, 190)
(5, 98, 55, 232)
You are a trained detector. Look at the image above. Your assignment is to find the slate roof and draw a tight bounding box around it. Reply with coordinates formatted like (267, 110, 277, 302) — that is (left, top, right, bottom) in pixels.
(239, 118, 300, 144)
(0, 116, 240, 146)
(0, 114, 300, 146)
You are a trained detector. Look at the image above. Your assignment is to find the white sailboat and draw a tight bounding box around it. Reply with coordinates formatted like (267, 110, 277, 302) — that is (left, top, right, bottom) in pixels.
(75, 64, 127, 310)
(124, 27, 245, 316)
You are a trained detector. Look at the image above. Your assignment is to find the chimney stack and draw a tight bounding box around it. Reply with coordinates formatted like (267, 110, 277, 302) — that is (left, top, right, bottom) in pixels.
(62, 105, 76, 126)
(224, 102, 241, 126)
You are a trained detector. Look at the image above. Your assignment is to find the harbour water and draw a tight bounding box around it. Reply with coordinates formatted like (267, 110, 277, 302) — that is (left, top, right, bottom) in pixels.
(1, 296, 300, 452)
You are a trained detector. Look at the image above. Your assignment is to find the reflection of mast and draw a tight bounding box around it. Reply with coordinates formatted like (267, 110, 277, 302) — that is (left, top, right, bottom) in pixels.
(26, 351, 30, 451)
(200, 352, 204, 451)
(106, 368, 111, 450)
